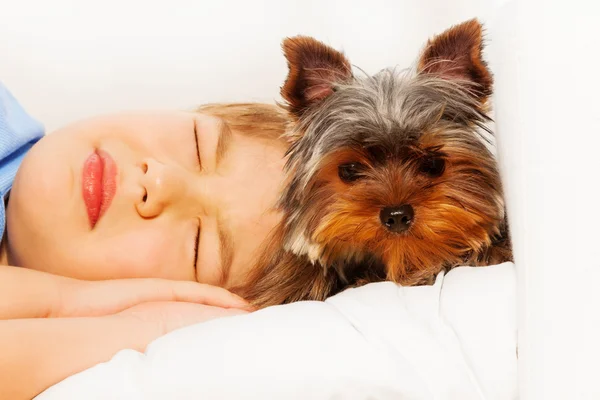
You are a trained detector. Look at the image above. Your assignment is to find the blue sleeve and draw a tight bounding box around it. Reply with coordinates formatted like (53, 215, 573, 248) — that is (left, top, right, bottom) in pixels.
(0, 83, 45, 240)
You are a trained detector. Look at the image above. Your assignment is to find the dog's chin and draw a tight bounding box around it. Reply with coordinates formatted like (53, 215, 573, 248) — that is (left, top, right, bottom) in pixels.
(309, 217, 497, 285)
(379, 237, 465, 285)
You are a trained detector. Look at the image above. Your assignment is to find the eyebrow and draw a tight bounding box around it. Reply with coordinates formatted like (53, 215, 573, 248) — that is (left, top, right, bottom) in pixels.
(217, 213, 235, 286)
(215, 119, 233, 167)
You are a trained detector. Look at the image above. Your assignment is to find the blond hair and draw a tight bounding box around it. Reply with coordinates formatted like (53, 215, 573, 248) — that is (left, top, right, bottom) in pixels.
(195, 103, 349, 308)
(196, 103, 290, 143)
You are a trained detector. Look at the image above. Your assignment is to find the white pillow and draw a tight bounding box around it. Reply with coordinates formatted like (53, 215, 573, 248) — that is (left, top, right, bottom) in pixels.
(38, 263, 517, 400)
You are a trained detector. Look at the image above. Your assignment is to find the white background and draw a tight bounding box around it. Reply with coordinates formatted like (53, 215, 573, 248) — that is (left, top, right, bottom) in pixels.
(2, 0, 600, 399)
(1, 0, 505, 132)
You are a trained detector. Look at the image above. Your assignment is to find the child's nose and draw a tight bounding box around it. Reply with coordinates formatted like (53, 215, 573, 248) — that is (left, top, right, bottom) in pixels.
(136, 158, 186, 218)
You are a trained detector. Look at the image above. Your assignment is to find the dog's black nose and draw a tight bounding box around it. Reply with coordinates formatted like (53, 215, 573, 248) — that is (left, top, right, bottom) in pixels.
(380, 205, 414, 233)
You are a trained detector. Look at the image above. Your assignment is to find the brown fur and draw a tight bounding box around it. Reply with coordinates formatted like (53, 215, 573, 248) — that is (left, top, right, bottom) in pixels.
(281, 37, 353, 117)
(418, 19, 493, 101)
(208, 21, 513, 309)
(245, 20, 512, 308)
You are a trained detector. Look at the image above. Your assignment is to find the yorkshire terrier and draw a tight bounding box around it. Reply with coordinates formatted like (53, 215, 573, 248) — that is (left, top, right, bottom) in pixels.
(241, 19, 512, 307)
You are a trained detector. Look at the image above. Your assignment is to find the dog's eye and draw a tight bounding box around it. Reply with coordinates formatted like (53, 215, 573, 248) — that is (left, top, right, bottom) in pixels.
(420, 157, 445, 177)
(338, 162, 364, 183)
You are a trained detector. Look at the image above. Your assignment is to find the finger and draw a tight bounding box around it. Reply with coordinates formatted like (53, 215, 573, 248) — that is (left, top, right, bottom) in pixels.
(121, 302, 249, 336)
(155, 280, 252, 310)
(159, 303, 249, 333)
(111, 280, 251, 311)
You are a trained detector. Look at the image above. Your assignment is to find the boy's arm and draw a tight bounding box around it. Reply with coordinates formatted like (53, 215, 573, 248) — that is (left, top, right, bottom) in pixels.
(0, 315, 155, 400)
(0, 265, 66, 319)
(0, 302, 245, 400)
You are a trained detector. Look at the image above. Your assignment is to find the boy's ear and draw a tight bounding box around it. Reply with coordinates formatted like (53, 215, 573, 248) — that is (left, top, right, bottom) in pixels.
(281, 36, 353, 117)
(417, 19, 493, 101)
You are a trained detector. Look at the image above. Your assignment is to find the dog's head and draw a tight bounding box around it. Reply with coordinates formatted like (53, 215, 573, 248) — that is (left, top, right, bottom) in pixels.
(278, 19, 506, 284)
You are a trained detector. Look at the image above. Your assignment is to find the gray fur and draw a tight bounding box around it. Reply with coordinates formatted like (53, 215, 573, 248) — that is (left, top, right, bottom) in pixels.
(279, 68, 498, 260)
(283, 69, 491, 195)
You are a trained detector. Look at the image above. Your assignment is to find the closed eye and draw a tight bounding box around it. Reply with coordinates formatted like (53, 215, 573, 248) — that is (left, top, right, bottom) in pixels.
(194, 119, 202, 169)
(193, 224, 200, 272)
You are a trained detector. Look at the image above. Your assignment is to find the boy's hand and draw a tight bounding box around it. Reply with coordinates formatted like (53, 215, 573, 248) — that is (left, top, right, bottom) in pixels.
(116, 301, 249, 341)
(56, 278, 251, 318)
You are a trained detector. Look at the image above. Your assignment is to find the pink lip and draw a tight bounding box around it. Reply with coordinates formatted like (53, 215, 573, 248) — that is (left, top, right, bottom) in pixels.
(82, 149, 117, 228)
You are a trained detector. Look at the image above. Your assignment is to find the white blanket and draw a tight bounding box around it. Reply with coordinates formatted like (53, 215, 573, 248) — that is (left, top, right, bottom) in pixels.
(38, 263, 516, 400)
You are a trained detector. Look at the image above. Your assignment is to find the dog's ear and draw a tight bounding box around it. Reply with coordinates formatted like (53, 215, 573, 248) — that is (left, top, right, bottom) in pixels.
(417, 19, 492, 101)
(281, 36, 352, 117)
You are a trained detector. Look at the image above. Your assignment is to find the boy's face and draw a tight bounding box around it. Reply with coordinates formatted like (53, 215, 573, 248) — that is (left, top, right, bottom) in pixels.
(7, 111, 286, 289)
